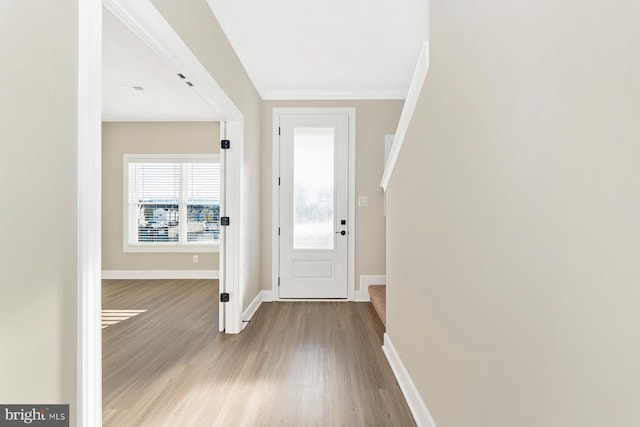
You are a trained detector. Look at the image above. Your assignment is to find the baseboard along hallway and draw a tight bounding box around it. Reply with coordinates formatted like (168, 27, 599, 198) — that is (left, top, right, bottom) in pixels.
(102, 279, 415, 426)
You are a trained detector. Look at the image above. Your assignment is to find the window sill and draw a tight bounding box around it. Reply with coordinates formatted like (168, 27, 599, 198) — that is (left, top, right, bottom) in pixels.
(123, 243, 220, 254)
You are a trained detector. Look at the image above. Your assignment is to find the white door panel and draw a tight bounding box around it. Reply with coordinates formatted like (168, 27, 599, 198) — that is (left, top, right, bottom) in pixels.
(278, 113, 349, 298)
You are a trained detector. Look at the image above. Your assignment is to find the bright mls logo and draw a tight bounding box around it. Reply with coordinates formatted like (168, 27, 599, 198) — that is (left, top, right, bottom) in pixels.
(0, 405, 68, 427)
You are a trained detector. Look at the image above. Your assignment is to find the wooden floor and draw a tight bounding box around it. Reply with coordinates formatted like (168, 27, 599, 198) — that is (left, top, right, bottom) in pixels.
(102, 279, 416, 427)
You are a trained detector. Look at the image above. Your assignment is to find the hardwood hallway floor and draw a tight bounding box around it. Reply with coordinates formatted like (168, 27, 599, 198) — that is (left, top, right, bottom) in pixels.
(102, 279, 416, 427)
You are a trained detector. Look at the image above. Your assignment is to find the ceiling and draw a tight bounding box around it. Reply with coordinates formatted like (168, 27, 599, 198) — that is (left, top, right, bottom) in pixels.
(102, 7, 221, 122)
(102, 1, 428, 120)
(207, 0, 428, 100)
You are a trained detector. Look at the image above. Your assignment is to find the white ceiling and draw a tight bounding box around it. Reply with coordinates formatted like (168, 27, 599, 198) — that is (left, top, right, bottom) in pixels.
(207, 0, 428, 100)
(102, 1, 428, 120)
(102, 7, 221, 122)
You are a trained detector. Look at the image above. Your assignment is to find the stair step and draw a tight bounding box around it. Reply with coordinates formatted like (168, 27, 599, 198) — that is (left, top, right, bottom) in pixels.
(368, 285, 386, 328)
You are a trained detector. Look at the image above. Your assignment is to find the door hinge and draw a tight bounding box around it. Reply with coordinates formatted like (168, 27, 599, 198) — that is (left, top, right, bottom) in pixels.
(278, 127, 281, 135)
(220, 292, 230, 302)
(278, 227, 280, 236)
(278, 277, 280, 287)
(278, 177, 281, 186)
(221, 139, 231, 149)
(220, 216, 230, 226)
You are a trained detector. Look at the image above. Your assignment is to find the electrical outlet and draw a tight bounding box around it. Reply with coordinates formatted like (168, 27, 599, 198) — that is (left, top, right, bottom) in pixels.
(358, 196, 368, 207)
(192, 255, 199, 263)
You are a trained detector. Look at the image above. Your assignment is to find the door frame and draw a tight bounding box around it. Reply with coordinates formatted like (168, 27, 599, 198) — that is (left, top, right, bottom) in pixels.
(271, 108, 356, 301)
(78, 0, 245, 425)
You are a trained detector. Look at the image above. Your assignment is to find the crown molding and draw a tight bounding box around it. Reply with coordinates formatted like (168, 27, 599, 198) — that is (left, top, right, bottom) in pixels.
(263, 89, 407, 100)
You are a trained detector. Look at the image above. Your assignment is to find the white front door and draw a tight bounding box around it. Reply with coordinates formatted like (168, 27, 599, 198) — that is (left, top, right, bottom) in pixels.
(278, 113, 350, 298)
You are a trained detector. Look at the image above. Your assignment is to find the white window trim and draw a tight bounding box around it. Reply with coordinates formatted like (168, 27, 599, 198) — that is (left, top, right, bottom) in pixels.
(123, 154, 221, 253)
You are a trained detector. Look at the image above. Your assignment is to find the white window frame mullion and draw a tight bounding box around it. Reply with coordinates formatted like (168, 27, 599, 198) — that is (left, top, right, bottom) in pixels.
(179, 163, 189, 244)
(127, 163, 138, 245)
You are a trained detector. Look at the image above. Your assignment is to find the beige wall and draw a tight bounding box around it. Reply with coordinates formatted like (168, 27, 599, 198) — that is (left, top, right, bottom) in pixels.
(386, 1, 640, 426)
(152, 0, 262, 310)
(261, 100, 403, 291)
(102, 122, 220, 271)
(0, 0, 78, 418)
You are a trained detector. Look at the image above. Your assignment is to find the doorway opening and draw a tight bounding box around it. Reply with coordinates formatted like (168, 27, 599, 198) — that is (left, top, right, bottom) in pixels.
(78, 0, 245, 424)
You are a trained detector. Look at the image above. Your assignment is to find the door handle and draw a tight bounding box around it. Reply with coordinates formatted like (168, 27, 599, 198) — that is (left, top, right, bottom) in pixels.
(336, 230, 346, 236)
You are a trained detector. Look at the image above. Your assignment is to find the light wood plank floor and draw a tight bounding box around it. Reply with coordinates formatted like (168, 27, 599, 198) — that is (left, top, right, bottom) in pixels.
(103, 279, 416, 426)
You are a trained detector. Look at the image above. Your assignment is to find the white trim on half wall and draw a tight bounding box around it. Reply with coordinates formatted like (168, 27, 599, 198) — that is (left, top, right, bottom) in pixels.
(380, 41, 429, 192)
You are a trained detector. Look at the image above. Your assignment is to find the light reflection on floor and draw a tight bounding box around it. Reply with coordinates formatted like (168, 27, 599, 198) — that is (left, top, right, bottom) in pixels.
(102, 309, 148, 329)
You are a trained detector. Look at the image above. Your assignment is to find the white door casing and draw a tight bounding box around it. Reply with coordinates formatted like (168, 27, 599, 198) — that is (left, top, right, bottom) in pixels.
(272, 108, 356, 300)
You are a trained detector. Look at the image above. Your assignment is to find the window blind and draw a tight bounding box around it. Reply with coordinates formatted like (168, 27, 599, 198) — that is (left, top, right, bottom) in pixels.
(186, 163, 220, 243)
(126, 159, 220, 247)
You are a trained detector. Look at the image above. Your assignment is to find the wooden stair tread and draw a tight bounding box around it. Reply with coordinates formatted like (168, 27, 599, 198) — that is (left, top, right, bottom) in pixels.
(368, 285, 386, 328)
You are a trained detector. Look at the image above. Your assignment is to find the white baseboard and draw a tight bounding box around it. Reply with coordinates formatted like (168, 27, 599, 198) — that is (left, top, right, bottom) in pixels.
(356, 275, 386, 302)
(265, 276, 381, 302)
(242, 290, 265, 330)
(102, 270, 219, 280)
(261, 290, 276, 302)
(354, 288, 370, 302)
(383, 333, 437, 427)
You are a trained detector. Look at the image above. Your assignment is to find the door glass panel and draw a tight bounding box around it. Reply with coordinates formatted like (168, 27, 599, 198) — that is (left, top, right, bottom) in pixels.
(293, 127, 335, 250)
